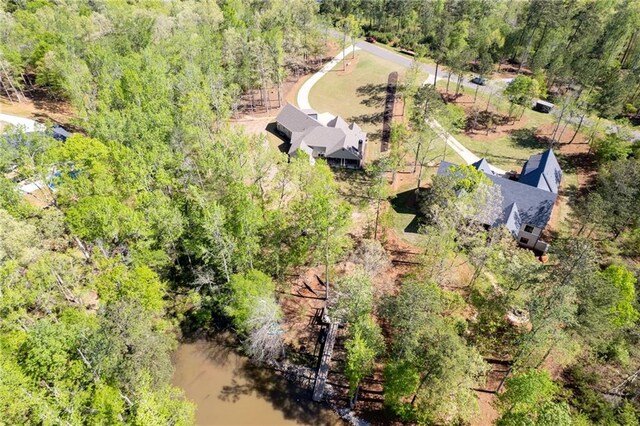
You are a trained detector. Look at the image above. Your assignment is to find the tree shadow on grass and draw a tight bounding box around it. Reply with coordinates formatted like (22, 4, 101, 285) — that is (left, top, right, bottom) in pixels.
(333, 168, 371, 207)
(356, 83, 387, 107)
(349, 112, 384, 126)
(509, 128, 548, 150)
(390, 189, 424, 234)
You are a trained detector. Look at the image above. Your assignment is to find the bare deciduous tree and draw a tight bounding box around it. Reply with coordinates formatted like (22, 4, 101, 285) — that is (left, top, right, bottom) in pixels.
(245, 298, 285, 363)
(351, 239, 391, 277)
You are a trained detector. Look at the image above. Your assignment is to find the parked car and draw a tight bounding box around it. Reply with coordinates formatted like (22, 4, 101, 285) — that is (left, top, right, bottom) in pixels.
(365, 36, 376, 43)
(471, 76, 487, 85)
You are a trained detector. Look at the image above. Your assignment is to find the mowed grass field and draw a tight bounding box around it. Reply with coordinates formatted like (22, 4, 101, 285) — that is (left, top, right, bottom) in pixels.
(435, 80, 558, 171)
(308, 50, 404, 163)
(308, 50, 463, 165)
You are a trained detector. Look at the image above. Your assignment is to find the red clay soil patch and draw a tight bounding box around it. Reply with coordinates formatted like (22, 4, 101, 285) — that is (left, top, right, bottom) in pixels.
(493, 62, 533, 78)
(1, 94, 75, 129)
(441, 90, 532, 140)
(474, 392, 499, 426)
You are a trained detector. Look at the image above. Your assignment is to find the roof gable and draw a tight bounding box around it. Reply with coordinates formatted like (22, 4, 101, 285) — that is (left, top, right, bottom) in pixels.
(519, 149, 562, 193)
(472, 158, 494, 175)
(286, 110, 365, 161)
(438, 159, 557, 229)
(498, 202, 522, 236)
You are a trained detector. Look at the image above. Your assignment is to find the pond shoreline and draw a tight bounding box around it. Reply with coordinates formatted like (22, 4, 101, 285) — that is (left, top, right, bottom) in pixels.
(171, 336, 349, 426)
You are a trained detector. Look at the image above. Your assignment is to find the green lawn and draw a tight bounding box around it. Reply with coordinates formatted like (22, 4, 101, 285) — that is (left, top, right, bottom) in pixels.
(309, 50, 411, 163)
(307, 50, 465, 166)
(434, 80, 559, 171)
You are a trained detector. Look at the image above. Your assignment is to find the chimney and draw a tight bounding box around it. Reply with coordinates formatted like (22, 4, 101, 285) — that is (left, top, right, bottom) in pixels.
(358, 139, 363, 155)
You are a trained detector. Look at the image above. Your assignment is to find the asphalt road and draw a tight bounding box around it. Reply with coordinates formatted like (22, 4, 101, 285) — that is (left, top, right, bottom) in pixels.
(355, 40, 501, 94)
(356, 41, 640, 142)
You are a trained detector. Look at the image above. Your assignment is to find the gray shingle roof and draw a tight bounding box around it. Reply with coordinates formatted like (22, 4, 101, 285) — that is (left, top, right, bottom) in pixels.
(519, 149, 562, 193)
(279, 104, 366, 161)
(276, 104, 322, 134)
(437, 159, 558, 230)
(472, 158, 494, 175)
(497, 202, 522, 236)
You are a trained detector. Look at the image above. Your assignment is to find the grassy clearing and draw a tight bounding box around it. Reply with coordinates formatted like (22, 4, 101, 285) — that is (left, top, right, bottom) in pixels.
(434, 80, 557, 171)
(308, 50, 407, 163)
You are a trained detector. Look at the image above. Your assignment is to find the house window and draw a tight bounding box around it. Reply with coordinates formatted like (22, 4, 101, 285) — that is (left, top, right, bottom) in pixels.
(520, 237, 529, 244)
(524, 225, 534, 233)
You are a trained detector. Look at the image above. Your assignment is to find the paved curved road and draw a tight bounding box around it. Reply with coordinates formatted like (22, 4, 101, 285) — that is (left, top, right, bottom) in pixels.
(297, 45, 361, 110)
(297, 41, 506, 173)
(353, 42, 506, 174)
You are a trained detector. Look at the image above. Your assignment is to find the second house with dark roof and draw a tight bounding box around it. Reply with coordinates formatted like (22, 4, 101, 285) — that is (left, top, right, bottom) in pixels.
(275, 104, 367, 168)
(438, 149, 562, 252)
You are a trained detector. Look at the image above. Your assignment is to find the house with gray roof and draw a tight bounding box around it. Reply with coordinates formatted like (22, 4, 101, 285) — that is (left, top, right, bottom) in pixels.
(275, 104, 366, 168)
(438, 149, 562, 252)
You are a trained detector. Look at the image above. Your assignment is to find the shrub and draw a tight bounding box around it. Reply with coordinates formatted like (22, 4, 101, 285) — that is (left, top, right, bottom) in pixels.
(623, 103, 638, 115)
(446, 104, 466, 132)
(592, 133, 632, 164)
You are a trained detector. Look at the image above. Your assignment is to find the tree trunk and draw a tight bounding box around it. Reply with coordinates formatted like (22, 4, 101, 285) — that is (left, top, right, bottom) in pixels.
(621, 30, 638, 68)
(557, 119, 570, 143)
(413, 140, 421, 173)
(486, 90, 494, 112)
(551, 102, 567, 143)
(512, 15, 531, 62)
(518, 23, 538, 74)
(446, 73, 452, 94)
(565, 19, 583, 51)
(410, 374, 430, 406)
(374, 198, 381, 240)
(349, 386, 360, 409)
(474, 83, 480, 103)
(325, 224, 330, 301)
(455, 74, 463, 96)
(277, 81, 282, 108)
(433, 62, 439, 86)
(508, 102, 515, 121)
(352, 36, 356, 59)
(496, 366, 512, 393)
(343, 32, 347, 71)
(569, 114, 585, 143)
(530, 23, 549, 68)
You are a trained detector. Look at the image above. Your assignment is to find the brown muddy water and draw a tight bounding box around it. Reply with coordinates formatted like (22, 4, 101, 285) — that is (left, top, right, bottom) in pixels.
(172, 339, 344, 426)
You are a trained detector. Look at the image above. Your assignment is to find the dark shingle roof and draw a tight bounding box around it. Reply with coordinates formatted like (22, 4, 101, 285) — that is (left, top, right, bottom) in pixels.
(276, 104, 322, 134)
(280, 104, 366, 161)
(497, 202, 522, 236)
(472, 158, 494, 175)
(437, 160, 558, 229)
(519, 149, 562, 193)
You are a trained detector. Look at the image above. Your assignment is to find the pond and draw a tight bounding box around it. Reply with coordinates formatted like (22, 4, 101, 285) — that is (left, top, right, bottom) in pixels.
(172, 339, 344, 426)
